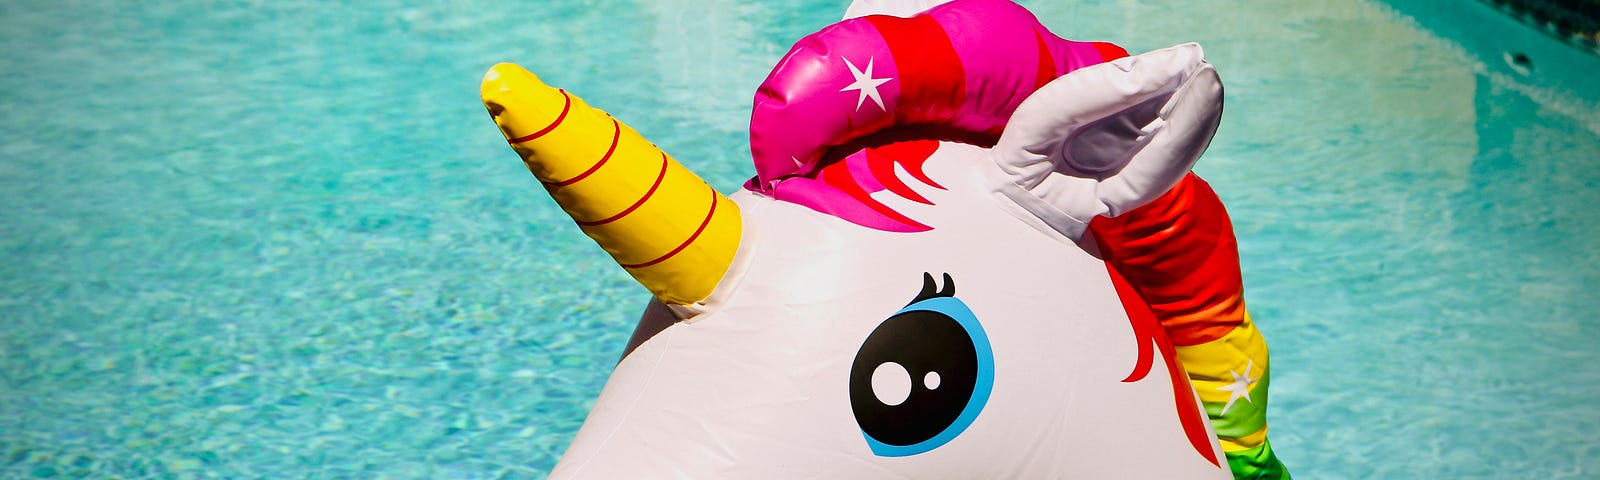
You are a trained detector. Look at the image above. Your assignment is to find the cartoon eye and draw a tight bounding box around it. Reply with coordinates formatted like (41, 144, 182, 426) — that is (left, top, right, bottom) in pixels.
(849, 273, 995, 457)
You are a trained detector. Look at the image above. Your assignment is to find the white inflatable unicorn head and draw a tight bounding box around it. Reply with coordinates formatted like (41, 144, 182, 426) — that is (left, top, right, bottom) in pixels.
(480, 0, 1286, 478)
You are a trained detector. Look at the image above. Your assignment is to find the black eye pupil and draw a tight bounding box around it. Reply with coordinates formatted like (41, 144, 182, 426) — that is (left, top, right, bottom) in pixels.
(849, 308, 979, 447)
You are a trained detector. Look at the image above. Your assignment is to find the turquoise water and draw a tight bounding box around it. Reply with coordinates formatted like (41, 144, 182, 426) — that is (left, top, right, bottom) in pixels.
(2, 0, 1597, 478)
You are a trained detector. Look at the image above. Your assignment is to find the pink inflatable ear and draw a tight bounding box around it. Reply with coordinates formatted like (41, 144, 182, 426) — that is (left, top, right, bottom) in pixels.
(748, 0, 1127, 192)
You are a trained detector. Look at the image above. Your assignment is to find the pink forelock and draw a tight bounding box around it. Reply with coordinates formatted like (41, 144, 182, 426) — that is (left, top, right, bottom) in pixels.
(773, 140, 943, 232)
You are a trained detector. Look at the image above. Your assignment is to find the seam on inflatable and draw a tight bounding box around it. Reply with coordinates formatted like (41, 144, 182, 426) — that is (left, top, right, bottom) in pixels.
(670, 193, 763, 322)
(560, 326, 678, 478)
(978, 156, 1090, 243)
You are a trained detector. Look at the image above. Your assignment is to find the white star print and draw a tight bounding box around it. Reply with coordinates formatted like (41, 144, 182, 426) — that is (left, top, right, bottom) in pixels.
(1215, 359, 1260, 415)
(839, 56, 892, 112)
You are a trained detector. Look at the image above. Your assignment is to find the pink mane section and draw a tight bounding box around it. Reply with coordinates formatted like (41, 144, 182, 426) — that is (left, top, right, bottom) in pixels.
(744, 0, 1128, 233)
(747, 0, 1123, 193)
(746, 140, 943, 232)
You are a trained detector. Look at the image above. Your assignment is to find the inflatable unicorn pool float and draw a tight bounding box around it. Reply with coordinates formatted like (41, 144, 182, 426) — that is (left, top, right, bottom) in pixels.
(480, 0, 1289, 477)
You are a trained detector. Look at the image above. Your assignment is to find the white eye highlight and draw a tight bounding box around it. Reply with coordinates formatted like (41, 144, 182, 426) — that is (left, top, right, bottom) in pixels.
(924, 371, 941, 390)
(871, 362, 912, 406)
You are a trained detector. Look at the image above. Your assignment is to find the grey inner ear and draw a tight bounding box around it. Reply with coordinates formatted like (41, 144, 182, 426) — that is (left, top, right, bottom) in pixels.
(1059, 90, 1174, 179)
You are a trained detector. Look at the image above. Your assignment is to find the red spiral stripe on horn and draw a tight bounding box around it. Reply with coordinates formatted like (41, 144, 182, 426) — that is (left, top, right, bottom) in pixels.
(619, 187, 719, 269)
(575, 153, 668, 227)
(508, 89, 572, 144)
(545, 118, 622, 187)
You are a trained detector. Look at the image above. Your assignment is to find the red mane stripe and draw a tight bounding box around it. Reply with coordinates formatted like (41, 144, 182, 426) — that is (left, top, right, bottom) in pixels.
(820, 155, 930, 231)
(867, 147, 932, 205)
(575, 153, 668, 227)
(1107, 264, 1221, 467)
(1090, 175, 1246, 345)
(545, 118, 622, 187)
(1091, 41, 1129, 62)
(1115, 265, 1159, 385)
(1032, 31, 1057, 92)
(509, 89, 573, 144)
(865, 14, 965, 124)
(890, 140, 945, 191)
(619, 187, 719, 269)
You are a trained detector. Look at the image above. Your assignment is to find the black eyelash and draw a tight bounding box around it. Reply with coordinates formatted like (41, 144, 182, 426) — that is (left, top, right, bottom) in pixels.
(909, 272, 956, 306)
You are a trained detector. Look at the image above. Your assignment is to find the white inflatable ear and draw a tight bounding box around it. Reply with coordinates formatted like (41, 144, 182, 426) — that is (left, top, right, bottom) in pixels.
(842, 0, 952, 19)
(987, 43, 1223, 241)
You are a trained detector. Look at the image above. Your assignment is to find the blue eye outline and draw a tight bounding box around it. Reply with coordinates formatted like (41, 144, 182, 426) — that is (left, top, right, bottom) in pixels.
(860, 294, 996, 457)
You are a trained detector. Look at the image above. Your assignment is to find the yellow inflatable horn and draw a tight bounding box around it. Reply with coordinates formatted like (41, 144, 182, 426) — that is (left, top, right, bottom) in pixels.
(481, 64, 741, 305)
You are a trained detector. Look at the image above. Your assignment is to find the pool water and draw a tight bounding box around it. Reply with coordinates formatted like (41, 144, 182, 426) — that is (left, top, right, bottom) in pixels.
(2, 0, 1597, 478)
